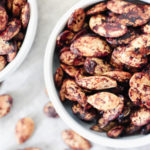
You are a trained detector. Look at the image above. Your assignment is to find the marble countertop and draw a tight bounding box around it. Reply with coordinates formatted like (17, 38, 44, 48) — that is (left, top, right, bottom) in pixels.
(0, 0, 149, 150)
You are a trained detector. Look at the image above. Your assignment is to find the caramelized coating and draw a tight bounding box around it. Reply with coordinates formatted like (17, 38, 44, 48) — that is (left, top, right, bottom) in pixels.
(7, 41, 18, 63)
(84, 58, 112, 75)
(0, 19, 21, 41)
(70, 34, 111, 57)
(60, 50, 84, 66)
(0, 39, 15, 55)
(106, 29, 137, 45)
(0, 56, 6, 71)
(43, 101, 59, 118)
(107, 125, 124, 138)
(72, 103, 96, 121)
(142, 21, 150, 34)
(12, 0, 26, 17)
(130, 72, 150, 90)
(90, 14, 127, 38)
(103, 71, 132, 82)
(65, 79, 87, 106)
(0, 95, 13, 118)
(56, 30, 74, 47)
(54, 67, 64, 87)
(107, 0, 136, 14)
(15, 117, 34, 144)
(59, 80, 67, 102)
(60, 64, 79, 78)
(86, 2, 107, 15)
(87, 92, 123, 112)
(125, 124, 140, 135)
(76, 75, 117, 90)
(131, 108, 150, 127)
(62, 130, 91, 150)
(0, 6, 8, 32)
(21, 2, 30, 29)
(67, 8, 85, 32)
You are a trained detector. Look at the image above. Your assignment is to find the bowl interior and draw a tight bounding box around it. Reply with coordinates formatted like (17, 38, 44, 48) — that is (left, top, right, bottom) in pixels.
(45, 0, 150, 148)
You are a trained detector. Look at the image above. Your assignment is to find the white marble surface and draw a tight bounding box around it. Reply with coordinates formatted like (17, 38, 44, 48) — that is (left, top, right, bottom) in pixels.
(0, 0, 150, 150)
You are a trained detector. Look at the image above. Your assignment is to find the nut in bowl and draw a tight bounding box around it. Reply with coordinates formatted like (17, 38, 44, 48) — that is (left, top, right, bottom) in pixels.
(44, 0, 150, 148)
(0, 0, 38, 81)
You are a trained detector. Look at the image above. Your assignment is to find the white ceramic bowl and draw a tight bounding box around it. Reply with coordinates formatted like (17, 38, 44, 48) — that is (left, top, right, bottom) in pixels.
(0, 0, 38, 81)
(44, 0, 150, 148)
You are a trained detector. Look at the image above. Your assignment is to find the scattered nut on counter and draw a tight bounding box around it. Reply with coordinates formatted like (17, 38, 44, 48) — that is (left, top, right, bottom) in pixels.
(43, 101, 59, 118)
(0, 94, 13, 118)
(62, 130, 91, 150)
(54, 0, 150, 138)
(15, 117, 34, 144)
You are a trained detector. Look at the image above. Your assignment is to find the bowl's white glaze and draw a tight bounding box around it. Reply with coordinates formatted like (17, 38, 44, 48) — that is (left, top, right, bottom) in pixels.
(44, 0, 150, 148)
(0, 0, 38, 81)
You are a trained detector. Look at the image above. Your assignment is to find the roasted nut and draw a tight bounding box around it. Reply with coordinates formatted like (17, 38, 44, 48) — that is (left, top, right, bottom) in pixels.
(54, 67, 64, 88)
(0, 95, 13, 118)
(21, 2, 30, 29)
(65, 79, 87, 106)
(142, 21, 150, 34)
(84, 58, 112, 75)
(62, 130, 91, 150)
(86, 2, 107, 15)
(14, 32, 24, 41)
(87, 92, 123, 112)
(56, 30, 74, 47)
(107, 125, 124, 138)
(67, 8, 85, 32)
(114, 46, 148, 68)
(130, 108, 150, 127)
(0, 56, 6, 71)
(7, 41, 18, 62)
(0, 19, 21, 41)
(43, 101, 59, 118)
(129, 87, 150, 109)
(125, 124, 140, 135)
(59, 80, 67, 102)
(90, 124, 103, 132)
(15, 117, 34, 144)
(130, 72, 150, 90)
(128, 87, 142, 106)
(12, 0, 26, 17)
(60, 50, 84, 66)
(110, 47, 124, 69)
(106, 29, 137, 45)
(71, 29, 87, 43)
(7, 0, 13, 11)
(116, 34, 150, 68)
(107, 0, 136, 14)
(141, 123, 150, 135)
(75, 75, 117, 90)
(72, 103, 96, 122)
(103, 71, 132, 82)
(60, 64, 79, 78)
(89, 14, 127, 38)
(70, 34, 111, 57)
(0, 5, 8, 32)
(101, 121, 117, 132)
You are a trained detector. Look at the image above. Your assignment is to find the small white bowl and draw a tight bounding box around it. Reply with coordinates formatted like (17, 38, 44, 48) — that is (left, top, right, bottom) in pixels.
(0, 0, 38, 81)
(44, 0, 150, 148)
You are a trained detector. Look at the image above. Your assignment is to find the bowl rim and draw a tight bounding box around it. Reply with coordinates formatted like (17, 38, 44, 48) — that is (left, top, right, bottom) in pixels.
(44, 0, 150, 148)
(0, 0, 38, 81)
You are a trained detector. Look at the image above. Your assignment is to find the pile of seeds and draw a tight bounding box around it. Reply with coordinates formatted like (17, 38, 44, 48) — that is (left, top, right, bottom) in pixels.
(55, 0, 150, 138)
(0, 0, 30, 71)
